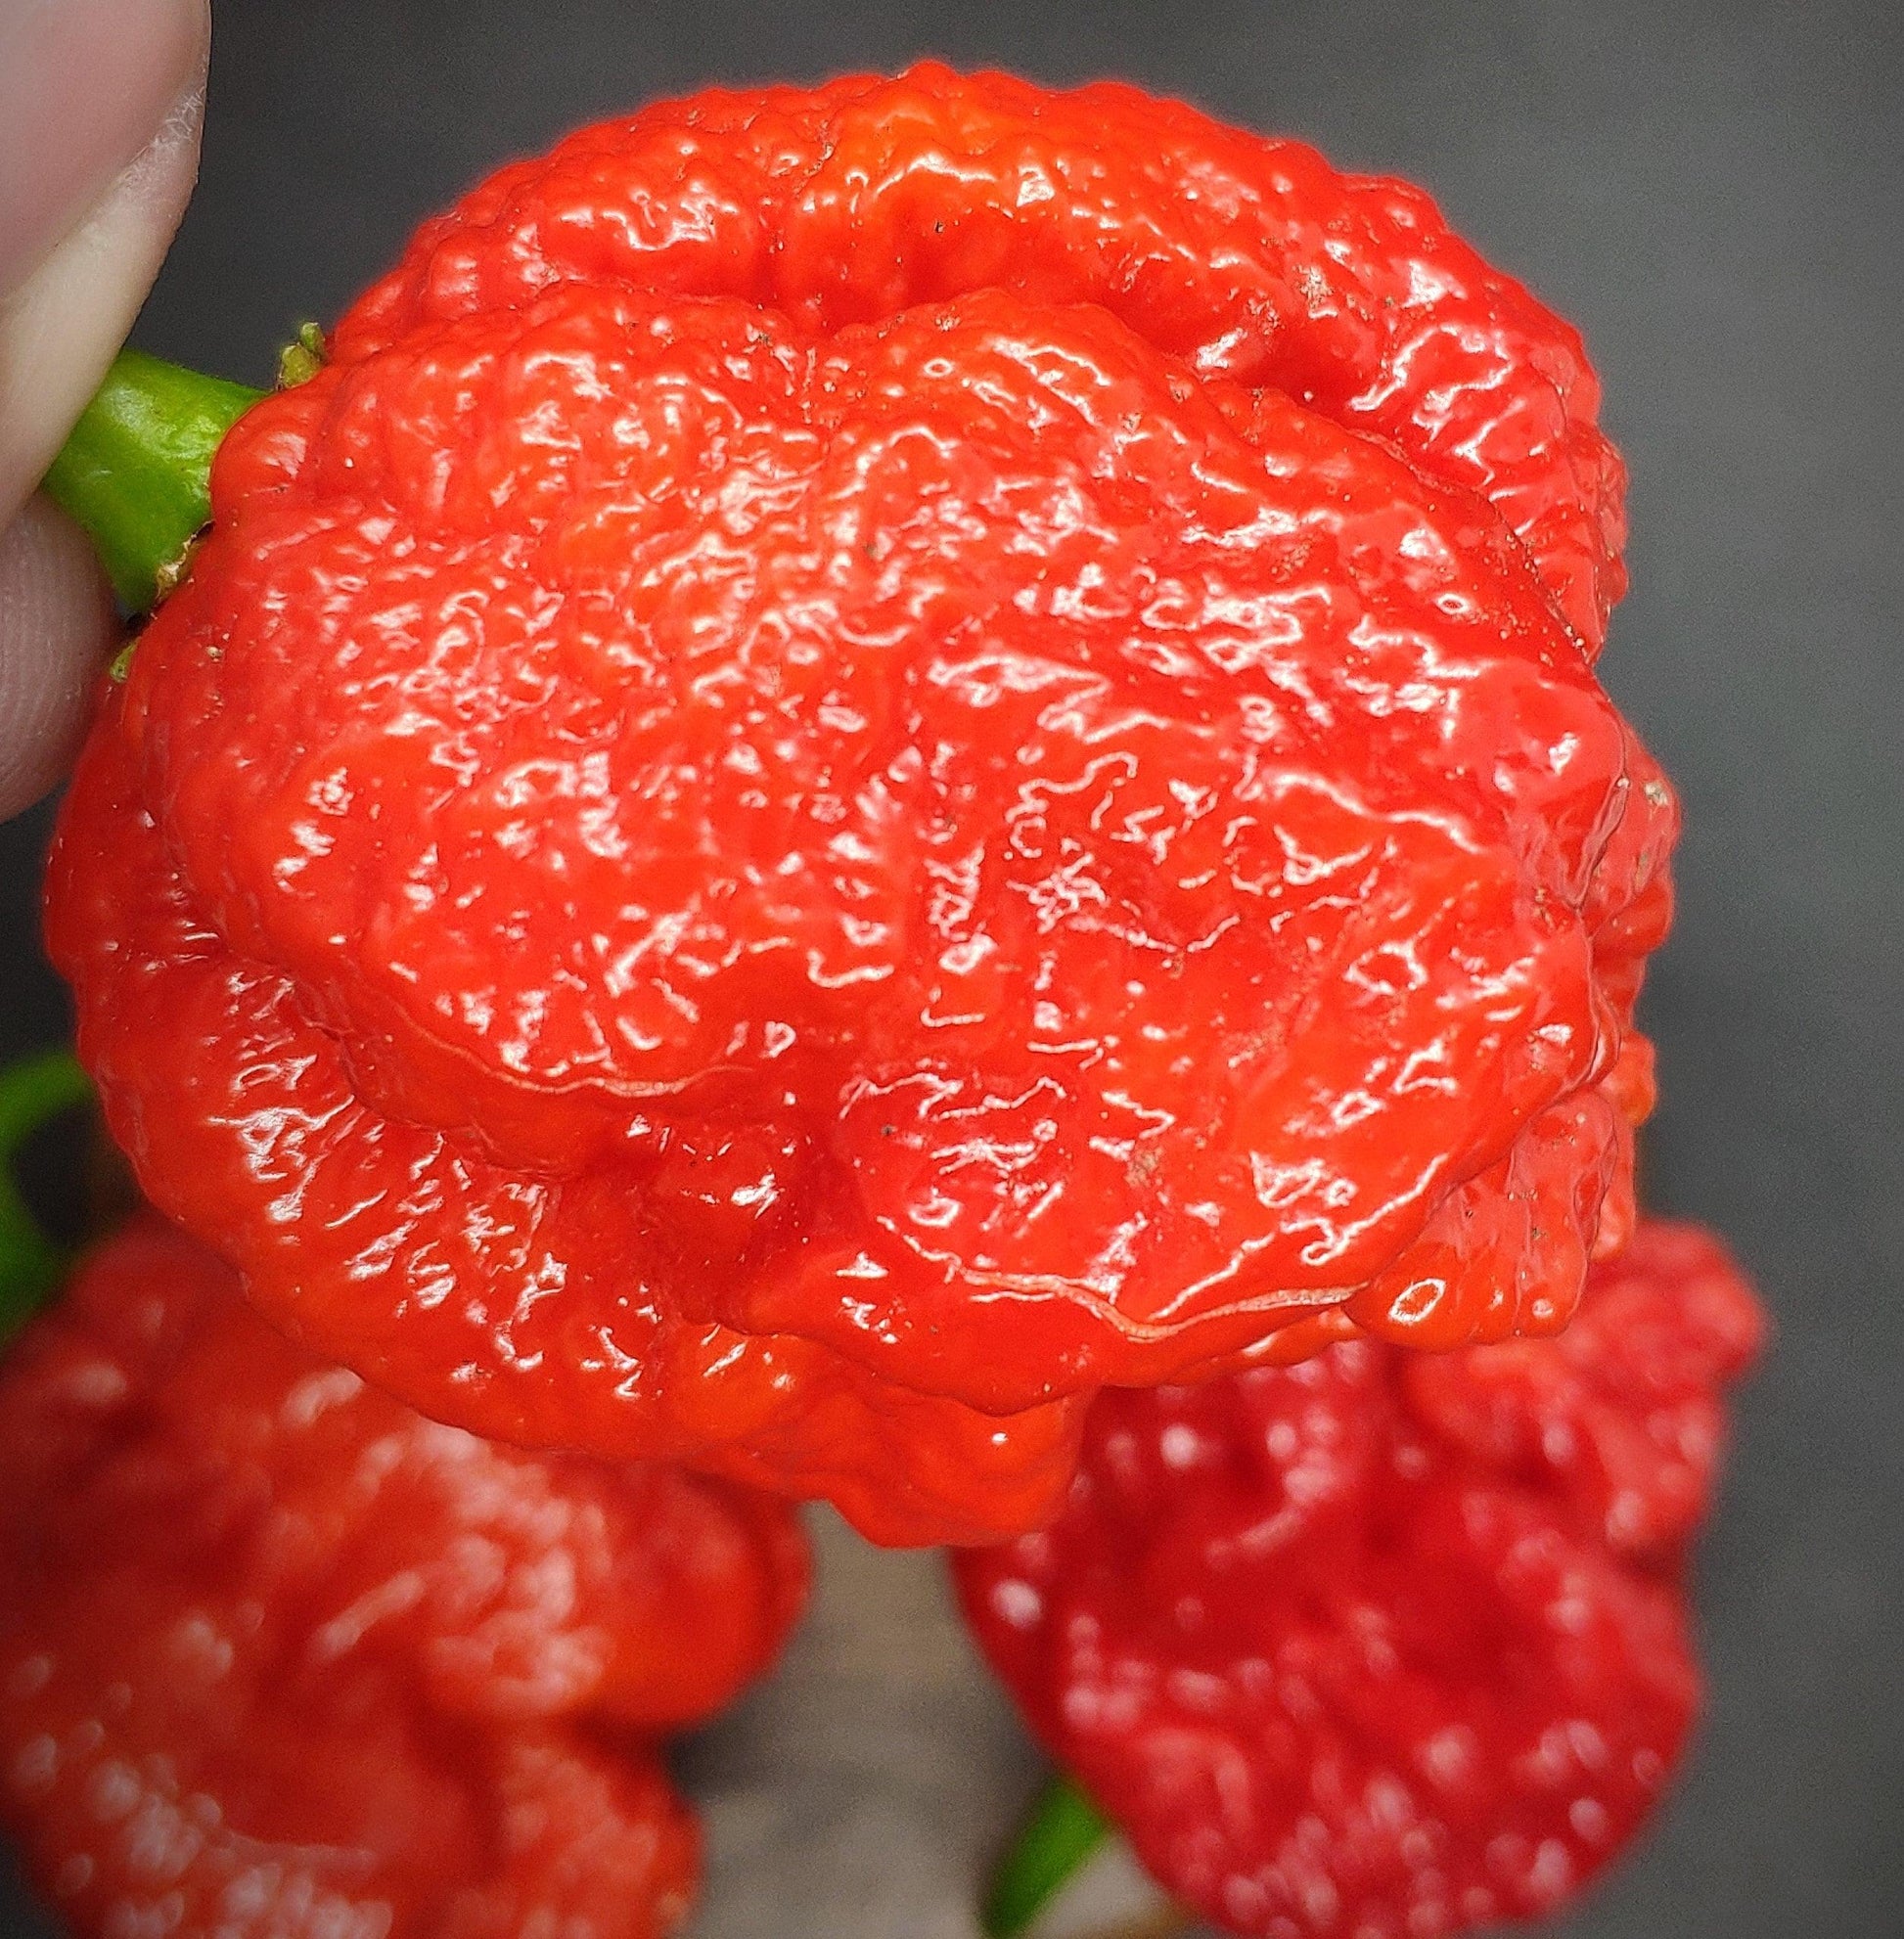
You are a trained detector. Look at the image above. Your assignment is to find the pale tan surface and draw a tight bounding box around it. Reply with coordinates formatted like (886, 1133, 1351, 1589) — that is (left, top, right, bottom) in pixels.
(675, 1510, 1189, 1939)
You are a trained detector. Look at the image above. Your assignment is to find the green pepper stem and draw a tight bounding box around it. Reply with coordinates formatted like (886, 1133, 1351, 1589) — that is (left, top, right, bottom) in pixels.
(984, 1774, 1112, 1938)
(42, 349, 263, 612)
(0, 1051, 94, 1346)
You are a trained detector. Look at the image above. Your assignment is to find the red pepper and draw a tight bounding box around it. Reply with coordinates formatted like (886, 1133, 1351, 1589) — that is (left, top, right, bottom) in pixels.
(46, 66, 1674, 1546)
(0, 1211, 809, 1939)
(955, 1219, 1765, 1938)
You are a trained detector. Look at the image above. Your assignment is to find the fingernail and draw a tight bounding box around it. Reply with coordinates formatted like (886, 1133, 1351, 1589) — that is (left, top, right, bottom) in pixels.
(0, 2, 207, 519)
(0, 0, 211, 299)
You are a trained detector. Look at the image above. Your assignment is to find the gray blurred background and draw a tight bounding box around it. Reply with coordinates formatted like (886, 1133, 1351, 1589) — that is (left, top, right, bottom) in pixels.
(2, 1, 1900, 1933)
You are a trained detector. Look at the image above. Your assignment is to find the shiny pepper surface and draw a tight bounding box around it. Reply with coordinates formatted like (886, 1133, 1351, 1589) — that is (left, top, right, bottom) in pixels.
(0, 1215, 808, 1939)
(46, 66, 1676, 1546)
(954, 1220, 1765, 1937)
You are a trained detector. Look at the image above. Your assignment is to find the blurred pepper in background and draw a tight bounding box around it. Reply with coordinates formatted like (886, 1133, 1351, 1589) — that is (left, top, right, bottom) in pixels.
(957, 1220, 1764, 1939)
(0, 1119, 808, 1939)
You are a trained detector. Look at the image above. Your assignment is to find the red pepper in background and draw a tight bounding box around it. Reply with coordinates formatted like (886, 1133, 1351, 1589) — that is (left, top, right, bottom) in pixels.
(0, 1212, 809, 1939)
(955, 1220, 1765, 1939)
(46, 65, 1676, 1546)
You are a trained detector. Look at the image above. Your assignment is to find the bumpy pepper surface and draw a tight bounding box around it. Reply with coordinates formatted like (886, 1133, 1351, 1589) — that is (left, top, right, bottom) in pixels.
(954, 1220, 1765, 1938)
(46, 66, 1676, 1545)
(0, 1214, 809, 1939)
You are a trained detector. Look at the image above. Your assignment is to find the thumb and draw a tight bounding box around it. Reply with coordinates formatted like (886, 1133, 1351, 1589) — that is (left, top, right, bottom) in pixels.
(0, 0, 209, 818)
(0, 0, 211, 514)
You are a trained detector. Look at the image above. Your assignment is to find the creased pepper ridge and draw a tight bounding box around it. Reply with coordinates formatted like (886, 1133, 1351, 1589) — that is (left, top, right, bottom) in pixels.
(49, 67, 1675, 1544)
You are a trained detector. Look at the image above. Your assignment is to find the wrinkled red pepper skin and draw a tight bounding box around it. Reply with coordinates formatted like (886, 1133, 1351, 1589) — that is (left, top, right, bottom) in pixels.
(0, 1216, 808, 1939)
(46, 66, 1675, 1545)
(954, 1220, 1764, 1937)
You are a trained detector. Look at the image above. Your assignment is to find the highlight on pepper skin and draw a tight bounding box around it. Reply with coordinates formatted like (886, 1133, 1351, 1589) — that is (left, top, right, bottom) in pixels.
(46, 65, 1678, 1548)
(956, 1219, 1766, 1939)
(0, 1210, 810, 1939)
